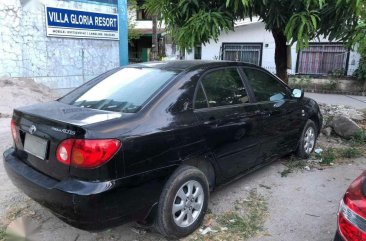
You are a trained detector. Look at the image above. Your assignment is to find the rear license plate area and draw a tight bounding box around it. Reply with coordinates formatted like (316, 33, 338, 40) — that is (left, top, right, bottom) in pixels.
(24, 133, 48, 160)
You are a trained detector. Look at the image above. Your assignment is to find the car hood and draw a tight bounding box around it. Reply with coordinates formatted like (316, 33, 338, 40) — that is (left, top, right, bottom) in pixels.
(15, 101, 123, 126)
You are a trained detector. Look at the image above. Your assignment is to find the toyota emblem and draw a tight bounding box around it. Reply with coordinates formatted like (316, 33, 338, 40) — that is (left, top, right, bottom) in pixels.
(29, 125, 37, 134)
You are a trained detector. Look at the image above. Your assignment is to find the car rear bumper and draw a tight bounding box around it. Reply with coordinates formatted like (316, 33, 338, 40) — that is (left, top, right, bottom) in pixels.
(3, 148, 169, 230)
(334, 231, 344, 241)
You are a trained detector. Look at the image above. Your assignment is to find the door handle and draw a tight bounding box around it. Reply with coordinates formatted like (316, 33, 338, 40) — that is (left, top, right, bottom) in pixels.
(255, 110, 271, 117)
(203, 117, 218, 127)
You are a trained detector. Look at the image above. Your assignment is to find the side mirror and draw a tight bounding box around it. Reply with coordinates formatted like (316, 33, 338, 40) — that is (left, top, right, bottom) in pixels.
(292, 88, 304, 99)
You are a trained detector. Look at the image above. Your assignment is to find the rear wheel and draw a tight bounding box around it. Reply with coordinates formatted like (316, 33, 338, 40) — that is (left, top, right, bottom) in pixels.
(297, 119, 317, 158)
(154, 165, 209, 239)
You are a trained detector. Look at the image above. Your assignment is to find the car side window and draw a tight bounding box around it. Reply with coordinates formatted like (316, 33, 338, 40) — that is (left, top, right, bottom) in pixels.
(243, 68, 290, 102)
(198, 68, 249, 108)
(194, 83, 209, 109)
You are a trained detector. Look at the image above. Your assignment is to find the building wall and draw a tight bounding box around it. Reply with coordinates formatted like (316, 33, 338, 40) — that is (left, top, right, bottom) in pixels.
(201, 21, 360, 76)
(0, 0, 119, 90)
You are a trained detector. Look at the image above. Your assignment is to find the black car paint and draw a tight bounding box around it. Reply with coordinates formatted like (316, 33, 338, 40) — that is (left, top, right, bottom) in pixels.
(3, 61, 322, 230)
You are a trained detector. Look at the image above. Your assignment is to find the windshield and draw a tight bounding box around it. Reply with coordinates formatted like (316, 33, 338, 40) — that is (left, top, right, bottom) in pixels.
(62, 68, 178, 113)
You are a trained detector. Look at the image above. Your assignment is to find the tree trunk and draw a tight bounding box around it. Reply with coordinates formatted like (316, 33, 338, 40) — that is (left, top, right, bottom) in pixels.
(272, 29, 289, 83)
(151, 15, 159, 61)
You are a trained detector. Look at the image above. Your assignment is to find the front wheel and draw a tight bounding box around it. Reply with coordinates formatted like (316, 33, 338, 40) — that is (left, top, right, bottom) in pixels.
(154, 165, 209, 239)
(297, 119, 317, 159)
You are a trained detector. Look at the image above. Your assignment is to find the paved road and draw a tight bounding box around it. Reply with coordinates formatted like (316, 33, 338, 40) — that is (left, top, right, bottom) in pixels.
(306, 92, 366, 110)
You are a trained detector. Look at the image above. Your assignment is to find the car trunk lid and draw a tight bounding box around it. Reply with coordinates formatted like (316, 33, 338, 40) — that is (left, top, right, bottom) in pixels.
(12, 101, 122, 180)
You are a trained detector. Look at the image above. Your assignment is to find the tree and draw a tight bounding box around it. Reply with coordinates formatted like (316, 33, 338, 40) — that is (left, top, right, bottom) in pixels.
(145, 0, 359, 83)
(343, 0, 366, 91)
(128, 0, 141, 44)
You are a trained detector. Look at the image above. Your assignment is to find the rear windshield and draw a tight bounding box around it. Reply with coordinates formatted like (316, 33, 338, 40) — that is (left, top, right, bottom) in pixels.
(60, 68, 178, 113)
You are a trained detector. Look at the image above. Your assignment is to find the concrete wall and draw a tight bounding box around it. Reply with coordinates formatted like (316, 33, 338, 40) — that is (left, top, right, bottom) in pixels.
(201, 21, 360, 76)
(0, 0, 119, 90)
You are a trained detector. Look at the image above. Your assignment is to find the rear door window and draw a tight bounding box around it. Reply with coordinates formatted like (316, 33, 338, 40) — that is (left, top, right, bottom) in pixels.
(196, 68, 249, 108)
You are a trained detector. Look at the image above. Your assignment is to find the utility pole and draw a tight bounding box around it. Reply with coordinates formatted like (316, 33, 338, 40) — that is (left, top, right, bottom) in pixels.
(118, 0, 128, 66)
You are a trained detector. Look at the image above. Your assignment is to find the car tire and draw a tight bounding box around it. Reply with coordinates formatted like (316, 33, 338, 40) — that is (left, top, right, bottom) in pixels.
(154, 165, 209, 239)
(297, 119, 317, 159)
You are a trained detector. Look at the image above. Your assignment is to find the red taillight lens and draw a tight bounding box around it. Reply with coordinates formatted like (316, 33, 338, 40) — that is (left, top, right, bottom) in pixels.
(56, 139, 75, 165)
(338, 211, 366, 241)
(11, 119, 18, 142)
(71, 139, 121, 168)
(56, 139, 121, 169)
(344, 174, 366, 220)
(338, 172, 366, 241)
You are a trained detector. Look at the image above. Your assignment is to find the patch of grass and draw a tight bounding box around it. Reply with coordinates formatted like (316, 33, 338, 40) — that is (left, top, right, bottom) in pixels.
(217, 190, 268, 240)
(322, 148, 336, 165)
(0, 227, 6, 241)
(338, 147, 362, 159)
(186, 190, 268, 241)
(352, 130, 366, 145)
(281, 156, 307, 177)
(320, 147, 363, 165)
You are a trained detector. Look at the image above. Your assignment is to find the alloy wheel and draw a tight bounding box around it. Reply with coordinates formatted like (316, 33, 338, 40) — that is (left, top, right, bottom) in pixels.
(172, 180, 204, 228)
(304, 126, 315, 154)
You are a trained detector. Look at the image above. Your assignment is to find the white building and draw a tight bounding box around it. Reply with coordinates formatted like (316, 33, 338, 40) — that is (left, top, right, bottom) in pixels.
(0, 0, 121, 91)
(186, 19, 360, 76)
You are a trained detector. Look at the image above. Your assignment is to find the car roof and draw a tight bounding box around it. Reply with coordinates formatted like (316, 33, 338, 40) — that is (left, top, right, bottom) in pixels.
(127, 60, 259, 72)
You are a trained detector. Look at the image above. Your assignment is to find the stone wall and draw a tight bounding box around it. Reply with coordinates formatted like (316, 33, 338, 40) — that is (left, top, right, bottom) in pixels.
(0, 0, 119, 90)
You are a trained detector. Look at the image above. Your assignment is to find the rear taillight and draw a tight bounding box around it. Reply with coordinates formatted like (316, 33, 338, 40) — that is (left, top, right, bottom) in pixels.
(56, 139, 75, 165)
(338, 172, 366, 241)
(10, 119, 18, 142)
(56, 139, 121, 169)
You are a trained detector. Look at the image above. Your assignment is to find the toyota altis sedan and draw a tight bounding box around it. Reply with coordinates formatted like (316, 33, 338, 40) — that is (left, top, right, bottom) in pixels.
(3, 61, 322, 238)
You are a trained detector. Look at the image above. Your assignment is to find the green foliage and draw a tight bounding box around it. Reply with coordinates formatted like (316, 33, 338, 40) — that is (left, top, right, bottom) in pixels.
(127, 0, 141, 43)
(324, 80, 338, 90)
(289, 76, 312, 89)
(285, 10, 320, 51)
(145, 0, 234, 50)
(352, 130, 366, 145)
(281, 155, 307, 177)
(322, 148, 336, 164)
(339, 147, 362, 159)
(353, 61, 366, 84)
(321, 146, 363, 165)
(145, 0, 356, 52)
(0, 227, 5, 241)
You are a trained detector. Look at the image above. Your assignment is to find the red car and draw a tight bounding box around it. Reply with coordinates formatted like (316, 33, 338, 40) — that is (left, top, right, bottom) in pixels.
(336, 171, 366, 241)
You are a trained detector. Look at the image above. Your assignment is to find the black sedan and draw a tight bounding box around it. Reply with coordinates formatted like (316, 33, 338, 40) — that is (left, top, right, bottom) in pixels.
(3, 61, 322, 238)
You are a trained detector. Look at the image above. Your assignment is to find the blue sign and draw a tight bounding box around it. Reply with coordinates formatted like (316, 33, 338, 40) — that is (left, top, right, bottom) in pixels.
(45, 6, 119, 40)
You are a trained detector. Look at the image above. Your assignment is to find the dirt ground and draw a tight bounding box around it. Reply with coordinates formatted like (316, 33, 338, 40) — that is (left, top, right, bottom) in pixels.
(0, 79, 365, 241)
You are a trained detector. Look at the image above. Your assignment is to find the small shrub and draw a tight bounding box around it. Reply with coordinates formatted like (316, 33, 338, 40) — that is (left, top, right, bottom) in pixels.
(329, 68, 345, 79)
(339, 147, 362, 159)
(0, 227, 5, 241)
(322, 148, 336, 164)
(352, 130, 366, 144)
(280, 156, 306, 177)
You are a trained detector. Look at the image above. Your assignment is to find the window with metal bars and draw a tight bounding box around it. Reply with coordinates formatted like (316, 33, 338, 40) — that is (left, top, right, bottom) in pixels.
(221, 43, 263, 66)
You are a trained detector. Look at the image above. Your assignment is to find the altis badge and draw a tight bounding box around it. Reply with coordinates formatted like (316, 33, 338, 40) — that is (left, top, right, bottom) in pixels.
(51, 127, 76, 136)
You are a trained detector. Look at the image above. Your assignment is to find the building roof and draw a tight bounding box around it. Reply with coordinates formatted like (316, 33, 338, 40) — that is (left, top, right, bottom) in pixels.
(234, 17, 261, 28)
